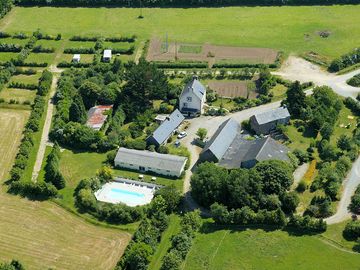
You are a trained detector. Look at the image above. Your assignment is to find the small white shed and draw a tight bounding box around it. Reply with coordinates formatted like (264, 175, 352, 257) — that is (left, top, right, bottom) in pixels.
(72, 54, 81, 63)
(103, 50, 112, 62)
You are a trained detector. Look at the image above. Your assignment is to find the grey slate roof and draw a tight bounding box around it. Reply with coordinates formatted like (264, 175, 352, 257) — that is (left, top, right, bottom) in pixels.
(254, 107, 290, 125)
(202, 118, 241, 161)
(150, 109, 185, 145)
(181, 77, 206, 101)
(243, 137, 289, 163)
(115, 148, 187, 172)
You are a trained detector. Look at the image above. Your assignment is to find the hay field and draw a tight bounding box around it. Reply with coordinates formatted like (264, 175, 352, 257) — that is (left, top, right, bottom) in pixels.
(0, 108, 131, 270)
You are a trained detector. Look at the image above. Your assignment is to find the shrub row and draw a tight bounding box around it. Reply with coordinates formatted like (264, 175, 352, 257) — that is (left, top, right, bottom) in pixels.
(347, 74, 360, 87)
(329, 48, 360, 72)
(69, 35, 136, 42)
(14, 67, 37, 75)
(57, 61, 92, 68)
(64, 47, 96, 54)
(8, 181, 58, 200)
(210, 203, 326, 233)
(0, 31, 11, 38)
(8, 94, 46, 183)
(8, 81, 38, 90)
(0, 43, 22, 52)
(160, 211, 202, 270)
(32, 45, 55, 53)
(37, 69, 52, 96)
(33, 31, 61, 41)
(0, 63, 15, 92)
(154, 62, 208, 69)
(44, 143, 66, 189)
(13, 32, 28, 39)
(13, 61, 48, 67)
(111, 46, 135, 55)
(105, 35, 136, 43)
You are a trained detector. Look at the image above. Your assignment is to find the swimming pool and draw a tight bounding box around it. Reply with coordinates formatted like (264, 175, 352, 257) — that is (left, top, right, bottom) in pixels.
(94, 180, 156, 207)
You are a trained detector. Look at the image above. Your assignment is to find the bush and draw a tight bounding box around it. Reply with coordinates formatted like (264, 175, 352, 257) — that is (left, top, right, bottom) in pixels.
(0, 43, 22, 52)
(343, 220, 360, 240)
(329, 48, 360, 72)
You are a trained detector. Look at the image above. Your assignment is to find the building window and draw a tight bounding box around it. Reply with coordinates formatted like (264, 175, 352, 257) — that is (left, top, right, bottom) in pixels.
(166, 170, 170, 172)
(187, 96, 192, 102)
(183, 102, 188, 108)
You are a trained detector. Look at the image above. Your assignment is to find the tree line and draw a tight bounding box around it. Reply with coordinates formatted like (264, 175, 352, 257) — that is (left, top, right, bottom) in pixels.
(0, 0, 12, 19)
(13, 0, 360, 7)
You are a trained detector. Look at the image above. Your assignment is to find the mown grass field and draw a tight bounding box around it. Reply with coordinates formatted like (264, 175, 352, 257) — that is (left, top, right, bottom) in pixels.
(1, 6, 360, 59)
(184, 223, 360, 270)
(0, 108, 131, 270)
(0, 88, 36, 104)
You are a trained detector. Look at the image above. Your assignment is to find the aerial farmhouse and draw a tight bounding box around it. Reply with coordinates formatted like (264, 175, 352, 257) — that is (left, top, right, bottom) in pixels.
(114, 147, 187, 177)
(86, 105, 113, 131)
(179, 76, 206, 116)
(147, 109, 185, 147)
(250, 106, 290, 135)
(200, 118, 290, 169)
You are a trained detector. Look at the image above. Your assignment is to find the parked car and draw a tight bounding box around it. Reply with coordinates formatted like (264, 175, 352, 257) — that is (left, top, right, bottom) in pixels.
(177, 131, 187, 139)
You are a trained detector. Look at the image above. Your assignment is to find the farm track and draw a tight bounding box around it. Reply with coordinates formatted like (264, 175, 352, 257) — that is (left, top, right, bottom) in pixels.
(31, 74, 59, 182)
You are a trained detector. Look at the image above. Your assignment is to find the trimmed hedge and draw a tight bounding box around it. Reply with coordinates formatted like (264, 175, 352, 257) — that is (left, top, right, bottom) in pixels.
(57, 61, 92, 68)
(8, 81, 38, 90)
(32, 45, 55, 53)
(0, 31, 11, 38)
(37, 69, 53, 96)
(0, 43, 22, 52)
(64, 47, 96, 54)
(69, 35, 136, 42)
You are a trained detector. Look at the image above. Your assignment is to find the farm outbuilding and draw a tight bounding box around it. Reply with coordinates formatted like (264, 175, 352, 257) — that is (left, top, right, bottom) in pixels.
(250, 106, 290, 135)
(72, 54, 81, 63)
(103, 49, 112, 62)
(200, 118, 290, 169)
(114, 148, 187, 177)
(147, 109, 185, 147)
(86, 105, 113, 131)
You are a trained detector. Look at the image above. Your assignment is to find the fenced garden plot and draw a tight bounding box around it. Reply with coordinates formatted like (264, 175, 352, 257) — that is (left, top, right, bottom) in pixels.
(147, 38, 278, 68)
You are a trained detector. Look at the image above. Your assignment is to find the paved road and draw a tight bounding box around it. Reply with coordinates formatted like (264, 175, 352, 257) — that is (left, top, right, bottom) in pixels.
(325, 157, 360, 224)
(31, 73, 59, 182)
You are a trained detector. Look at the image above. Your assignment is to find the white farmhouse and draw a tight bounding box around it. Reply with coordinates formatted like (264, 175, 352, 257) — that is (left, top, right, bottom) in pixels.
(179, 76, 206, 116)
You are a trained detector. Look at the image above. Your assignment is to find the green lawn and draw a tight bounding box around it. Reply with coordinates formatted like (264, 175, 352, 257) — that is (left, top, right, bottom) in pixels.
(0, 88, 36, 103)
(61, 53, 94, 63)
(184, 222, 360, 270)
(0, 52, 18, 62)
(25, 52, 56, 64)
(271, 83, 288, 101)
(0, 37, 29, 46)
(2, 6, 360, 59)
(10, 73, 41, 85)
(148, 214, 181, 270)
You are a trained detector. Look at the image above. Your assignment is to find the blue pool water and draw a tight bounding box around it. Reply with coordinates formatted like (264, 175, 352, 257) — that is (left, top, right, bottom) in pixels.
(110, 188, 145, 198)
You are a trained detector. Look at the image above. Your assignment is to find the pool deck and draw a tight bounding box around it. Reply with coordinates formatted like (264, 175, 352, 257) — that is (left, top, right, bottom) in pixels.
(94, 178, 161, 207)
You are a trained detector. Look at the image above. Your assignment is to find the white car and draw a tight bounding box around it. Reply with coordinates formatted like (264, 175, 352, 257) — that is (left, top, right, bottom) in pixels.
(177, 131, 187, 139)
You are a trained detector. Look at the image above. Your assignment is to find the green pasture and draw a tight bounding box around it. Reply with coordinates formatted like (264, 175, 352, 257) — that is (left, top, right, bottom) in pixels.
(2, 6, 360, 58)
(184, 222, 360, 270)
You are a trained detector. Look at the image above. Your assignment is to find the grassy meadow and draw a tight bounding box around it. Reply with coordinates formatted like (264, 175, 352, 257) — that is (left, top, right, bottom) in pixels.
(184, 222, 360, 270)
(1, 6, 360, 59)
